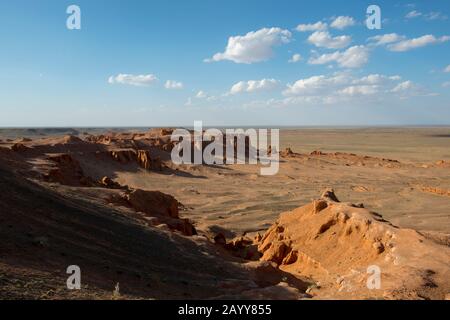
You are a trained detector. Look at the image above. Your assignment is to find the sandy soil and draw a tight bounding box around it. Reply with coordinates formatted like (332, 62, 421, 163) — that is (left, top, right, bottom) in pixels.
(114, 127, 450, 235)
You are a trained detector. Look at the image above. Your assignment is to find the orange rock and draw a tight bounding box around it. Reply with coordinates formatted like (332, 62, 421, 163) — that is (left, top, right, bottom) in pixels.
(124, 189, 179, 218)
(257, 189, 450, 299)
(122, 189, 196, 236)
(310, 150, 326, 156)
(136, 150, 152, 170)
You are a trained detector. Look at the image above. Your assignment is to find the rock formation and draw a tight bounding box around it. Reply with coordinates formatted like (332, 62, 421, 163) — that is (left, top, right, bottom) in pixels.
(120, 189, 196, 236)
(257, 189, 450, 299)
(108, 149, 163, 171)
(44, 154, 93, 187)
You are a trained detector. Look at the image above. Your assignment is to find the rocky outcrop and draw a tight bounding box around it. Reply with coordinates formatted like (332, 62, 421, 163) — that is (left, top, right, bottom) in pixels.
(44, 154, 94, 187)
(120, 189, 196, 236)
(108, 149, 163, 171)
(85, 134, 113, 145)
(160, 129, 174, 136)
(257, 190, 450, 299)
(214, 235, 261, 260)
(280, 147, 295, 157)
(62, 135, 83, 144)
(136, 150, 151, 169)
(109, 150, 136, 164)
(125, 189, 179, 218)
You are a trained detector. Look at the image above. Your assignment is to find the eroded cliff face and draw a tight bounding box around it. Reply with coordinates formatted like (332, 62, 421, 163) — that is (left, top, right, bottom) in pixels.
(108, 149, 162, 171)
(256, 189, 450, 300)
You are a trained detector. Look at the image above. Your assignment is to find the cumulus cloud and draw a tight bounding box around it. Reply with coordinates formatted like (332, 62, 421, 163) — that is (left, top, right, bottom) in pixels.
(283, 72, 404, 98)
(308, 45, 369, 68)
(246, 74, 427, 108)
(405, 10, 422, 19)
(206, 27, 291, 64)
(288, 53, 302, 63)
(256, 72, 410, 106)
(164, 80, 184, 90)
(283, 74, 350, 96)
(367, 33, 405, 46)
(308, 31, 352, 49)
(388, 35, 450, 52)
(444, 65, 450, 73)
(108, 74, 158, 87)
(296, 21, 327, 32)
(330, 16, 356, 30)
(229, 79, 279, 95)
(339, 85, 378, 96)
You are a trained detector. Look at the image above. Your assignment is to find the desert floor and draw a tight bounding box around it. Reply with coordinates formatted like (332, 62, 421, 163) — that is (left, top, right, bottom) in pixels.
(114, 127, 450, 236)
(1, 126, 449, 299)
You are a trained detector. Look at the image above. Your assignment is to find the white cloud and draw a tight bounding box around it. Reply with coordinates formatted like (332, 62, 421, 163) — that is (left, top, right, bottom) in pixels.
(308, 45, 369, 68)
(296, 21, 327, 32)
(353, 74, 401, 85)
(288, 53, 302, 63)
(230, 79, 279, 95)
(404, 10, 447, 20)
(388, 35, 450, 52)
(368, 33, 405, 46)
(308, 31, 352, 49)
(282, 72, 405, 100)
(246, 71, 425, 108)
(389, 81, 435, 98)
(196, 90, 207, 98)
(339, 85, 378, 96)
(391, 81, 415, 93)
(442, 81, 450, 88)
(283, 73, 351, 96)
(444, 65, 450, 73)
(186, 90, 220, 106)
(193, 90, 219, 102)
(108, 74, 158, 87)
(206, 27, 291, 64)
(164, 80, 184, 90)
(405, 10, 422, 19)
(330, 16, 356, 30)
(425, 12, 448, 21)
(389, 75, 402, 81)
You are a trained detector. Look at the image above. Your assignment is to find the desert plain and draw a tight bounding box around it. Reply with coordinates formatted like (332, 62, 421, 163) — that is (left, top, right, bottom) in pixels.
(0, 127, 449, 300)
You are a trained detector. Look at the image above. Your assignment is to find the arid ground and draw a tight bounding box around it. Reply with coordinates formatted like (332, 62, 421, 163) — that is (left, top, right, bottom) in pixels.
(0, 127, 449, 300)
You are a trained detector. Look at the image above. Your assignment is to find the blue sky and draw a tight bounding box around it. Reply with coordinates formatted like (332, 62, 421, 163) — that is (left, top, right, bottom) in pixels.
(0, 0, 449, 126)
